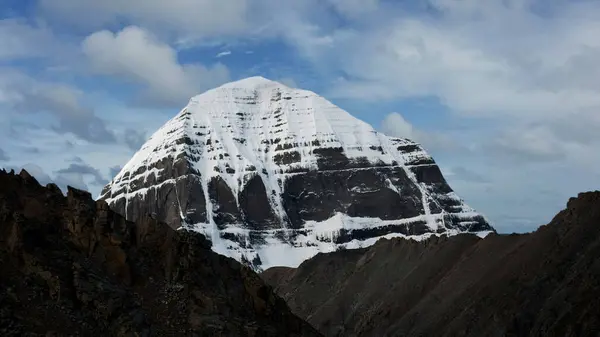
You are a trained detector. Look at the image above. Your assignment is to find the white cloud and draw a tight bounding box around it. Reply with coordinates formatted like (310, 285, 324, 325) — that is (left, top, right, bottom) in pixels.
(2, 160, 111, 194)
(0, 19, 78, 64)
(18, 164, 53, 185)
(492, 125, 565, 162)
(0, 148, 9, 161)
(277, 77, 298, 88)
(37, 0, 600, 120)
(0, 68, 116, 144)
(82, 26, 230, 105)
(303, 1, 600, 115)
(445, 166, 490, 184)
(327, 15, 600, 119)
(1, 122, 139, 197)
(380, 112, 462, 152)
(327, 0, 380, 18)
(276, 1, 600, 166)
(0, 19, 54, 60)
(381, 113, 415, 139)
(38, 0, 250, 39)
(216, 50, 232, 58)
(488, 119, 600, 169)
(38, 0, 380, 50)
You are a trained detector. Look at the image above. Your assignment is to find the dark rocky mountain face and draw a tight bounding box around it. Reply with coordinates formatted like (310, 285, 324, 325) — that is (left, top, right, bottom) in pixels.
(262, 191, 600, 337)
(100, 77, 494, 270)
(0, 169, 321, 337)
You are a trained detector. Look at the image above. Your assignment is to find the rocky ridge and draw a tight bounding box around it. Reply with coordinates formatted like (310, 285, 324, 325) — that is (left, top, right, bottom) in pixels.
(262, 191, 600, 337)
(0, 168, 321, 336)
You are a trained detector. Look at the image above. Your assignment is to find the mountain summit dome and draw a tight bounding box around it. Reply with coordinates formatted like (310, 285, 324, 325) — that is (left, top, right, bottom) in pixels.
(215, 76, 284, 89)
(100, 77, 494, 270)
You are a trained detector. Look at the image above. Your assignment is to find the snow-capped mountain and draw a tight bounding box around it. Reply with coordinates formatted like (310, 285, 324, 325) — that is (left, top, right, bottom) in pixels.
(100, 76, 494, 270)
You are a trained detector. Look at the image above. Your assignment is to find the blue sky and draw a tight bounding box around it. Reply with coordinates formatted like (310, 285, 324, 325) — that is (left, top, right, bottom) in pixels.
(1, 0, 600, 233)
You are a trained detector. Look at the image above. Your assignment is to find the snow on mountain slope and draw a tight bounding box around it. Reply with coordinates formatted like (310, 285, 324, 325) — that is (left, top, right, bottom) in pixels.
(100, 76, 494, 270)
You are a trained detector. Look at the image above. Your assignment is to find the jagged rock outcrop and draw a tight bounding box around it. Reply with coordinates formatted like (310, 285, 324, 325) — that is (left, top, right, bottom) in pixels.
(100, 76, 494, 270)
(262, 191, 600, 337)
(0, 169, 321, 336)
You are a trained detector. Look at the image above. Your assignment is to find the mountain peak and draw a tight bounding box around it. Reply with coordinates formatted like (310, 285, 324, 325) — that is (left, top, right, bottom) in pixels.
(216, 76, 285, 90)
(187, 76, 296, 106)
(101, 80, 494, 271)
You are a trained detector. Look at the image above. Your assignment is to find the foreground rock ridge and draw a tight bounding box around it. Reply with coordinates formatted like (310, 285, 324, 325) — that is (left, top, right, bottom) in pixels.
(262, 191, 600, 337)
(0, 169, 321, 336)
(100, 76, 494, 270)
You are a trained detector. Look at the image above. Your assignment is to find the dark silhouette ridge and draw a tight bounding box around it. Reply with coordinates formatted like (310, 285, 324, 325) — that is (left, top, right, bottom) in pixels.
(262, 191, 600, 337)
(0, 169, 321, 336)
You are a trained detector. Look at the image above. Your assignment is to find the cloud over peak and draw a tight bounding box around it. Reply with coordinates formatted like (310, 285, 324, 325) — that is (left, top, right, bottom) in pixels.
(82, 26, 230, 106)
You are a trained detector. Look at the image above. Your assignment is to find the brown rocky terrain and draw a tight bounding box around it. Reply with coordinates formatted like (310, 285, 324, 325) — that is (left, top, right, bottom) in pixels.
(0, 169, 321, 336)
(263, 191, 600, 337)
